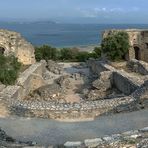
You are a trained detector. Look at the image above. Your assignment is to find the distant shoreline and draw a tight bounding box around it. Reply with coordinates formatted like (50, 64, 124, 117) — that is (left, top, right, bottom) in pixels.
(34, 43, 100, 52)
(45, 44, 101, 51)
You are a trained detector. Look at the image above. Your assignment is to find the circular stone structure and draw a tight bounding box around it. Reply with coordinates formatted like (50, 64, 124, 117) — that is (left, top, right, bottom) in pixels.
(0, 29, 36, 65)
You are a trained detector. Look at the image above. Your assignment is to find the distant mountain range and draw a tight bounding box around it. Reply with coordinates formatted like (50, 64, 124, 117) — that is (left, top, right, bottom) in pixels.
(0, 20, 57, 25)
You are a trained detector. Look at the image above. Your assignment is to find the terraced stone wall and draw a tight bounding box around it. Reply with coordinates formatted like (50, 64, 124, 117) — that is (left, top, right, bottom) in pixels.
(9, 96, 135, 120)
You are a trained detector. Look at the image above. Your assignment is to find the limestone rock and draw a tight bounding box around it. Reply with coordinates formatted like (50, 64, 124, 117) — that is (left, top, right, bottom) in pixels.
(46, 60, 63, 74)
(32, 83, 63, 101)
(92, 71, 112, 91)
(0, 29, 36, 65)
(0, 84, 6, 92)
(56, 75, 71, 89)
(64, 141, 82, 147)
(127, 59, 148, 75)
(137, 138, 148, 148)
(84, 138, 103, 147)
(87, 89, 107, 100)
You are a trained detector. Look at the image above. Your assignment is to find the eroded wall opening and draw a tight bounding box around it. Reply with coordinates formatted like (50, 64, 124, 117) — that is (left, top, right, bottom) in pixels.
(134, 46, 141, 60)
(0, 47, 5, 55)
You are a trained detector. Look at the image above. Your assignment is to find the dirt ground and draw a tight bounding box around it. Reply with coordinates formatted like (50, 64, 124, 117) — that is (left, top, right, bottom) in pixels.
(60, 62, 92, 103)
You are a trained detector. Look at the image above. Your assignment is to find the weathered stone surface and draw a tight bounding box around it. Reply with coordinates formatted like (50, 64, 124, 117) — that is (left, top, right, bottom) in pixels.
(87, 59, 116, 75)
(47, 60, 63, 74)
(56, 75, 71, 89)
(87, 89, 107, 100)
(113, 71, 142, 95)
(64, 127, 148, 148)
(84, 138, 103, 147)
(0, 29, 36, 65)
(9, 96, 134, 120)
(0, 61, 46, 100)
(127, 59, 148, 75)
(64, 141, 82, 147)
(72, 72, 82, 80)
(32, 83, 64, 101)
(0, 84, 6, 92)
(137, 139, 148, 148)
(92, 71, 112, 91)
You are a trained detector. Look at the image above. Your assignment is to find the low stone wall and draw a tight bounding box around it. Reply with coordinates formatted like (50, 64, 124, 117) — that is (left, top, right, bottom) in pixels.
(0, 61, 46, 100)
(64, 127, 148, 148)
(9, 96, 135, 120)
(87, 59, 116, 75)
(127, 59, 148, 75)
(88, 59, 144, 95)
(113, 71, 143, 95)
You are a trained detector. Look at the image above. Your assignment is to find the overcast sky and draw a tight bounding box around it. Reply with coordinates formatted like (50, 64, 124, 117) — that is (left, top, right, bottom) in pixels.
(0, 0, 148, 23)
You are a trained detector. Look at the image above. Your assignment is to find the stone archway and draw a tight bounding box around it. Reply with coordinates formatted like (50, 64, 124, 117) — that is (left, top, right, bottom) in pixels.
(134, 46, 141, 60)
(0, 47, 5, 55)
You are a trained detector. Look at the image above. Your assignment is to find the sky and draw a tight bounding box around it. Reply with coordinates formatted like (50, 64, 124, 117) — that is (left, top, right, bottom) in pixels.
(0, 0, 148, 24)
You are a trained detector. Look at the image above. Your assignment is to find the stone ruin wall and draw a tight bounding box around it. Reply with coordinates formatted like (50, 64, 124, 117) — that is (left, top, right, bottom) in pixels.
(63, 127, 148, 148)
(1, 59, 148, 120)
(10, 96, 134, 120)
(0, 61, 46, 100)
(103, 29, 148, 62)
(87, 59, 143, 95)
(127, 59, 148, 75)
(4, 60, 148, 120)
(0, 29, 36, 65)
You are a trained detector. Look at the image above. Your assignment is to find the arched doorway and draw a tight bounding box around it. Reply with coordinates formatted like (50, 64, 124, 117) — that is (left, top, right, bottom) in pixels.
(134, 46, 141, 60)
(0, 47, 5, 55)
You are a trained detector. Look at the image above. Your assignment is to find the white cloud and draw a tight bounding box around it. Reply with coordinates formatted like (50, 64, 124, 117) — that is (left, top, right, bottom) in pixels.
(77, 6, 140, 18)
(132, 7, 140, 11)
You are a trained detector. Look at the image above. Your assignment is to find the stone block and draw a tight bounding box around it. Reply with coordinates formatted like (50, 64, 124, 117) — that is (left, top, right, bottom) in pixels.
(84, 138, 103, 147)
(64, 141, 82, 147)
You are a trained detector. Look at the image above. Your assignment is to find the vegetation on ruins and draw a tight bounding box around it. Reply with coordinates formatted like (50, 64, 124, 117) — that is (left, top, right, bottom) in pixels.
(35, 45, 100, 62)
(35, 32, 130, 62)
(94, 46, 102, 57)
(101, 31, 130, 60)
(35, 45, 59, 61)
(0, 55, 21, 85)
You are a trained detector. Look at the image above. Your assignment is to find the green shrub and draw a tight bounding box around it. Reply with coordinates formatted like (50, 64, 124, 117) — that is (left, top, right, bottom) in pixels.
(101, 31, 130, 61)
(94, 46, 102, 57)
(35, 45, 99, 62)
(88, 52, 99, 59)
(76, 51, 90, 62)
(0, 55, 21, 85)
(35, 45, 59, 61)
(60, 48, 79, 61)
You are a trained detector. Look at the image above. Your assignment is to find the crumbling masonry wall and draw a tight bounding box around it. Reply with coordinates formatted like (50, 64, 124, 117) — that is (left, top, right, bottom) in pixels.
(87, 59, 143, 95)
(1, 59, 146, 120)
(0, 61, 46, 100)
(0, 29, 36, 65)
(103, 29, 148, 62)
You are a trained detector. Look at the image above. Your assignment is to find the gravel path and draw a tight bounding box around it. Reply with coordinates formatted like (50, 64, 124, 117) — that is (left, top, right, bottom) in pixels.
(0, 109, 148, 146)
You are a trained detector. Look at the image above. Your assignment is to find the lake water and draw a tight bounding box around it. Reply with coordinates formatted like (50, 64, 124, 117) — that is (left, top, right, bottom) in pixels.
(0, 23, 148, 47)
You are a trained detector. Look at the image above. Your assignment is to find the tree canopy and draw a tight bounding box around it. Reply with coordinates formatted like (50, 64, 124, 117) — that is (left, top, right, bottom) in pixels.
(101, 31, 130, 60)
